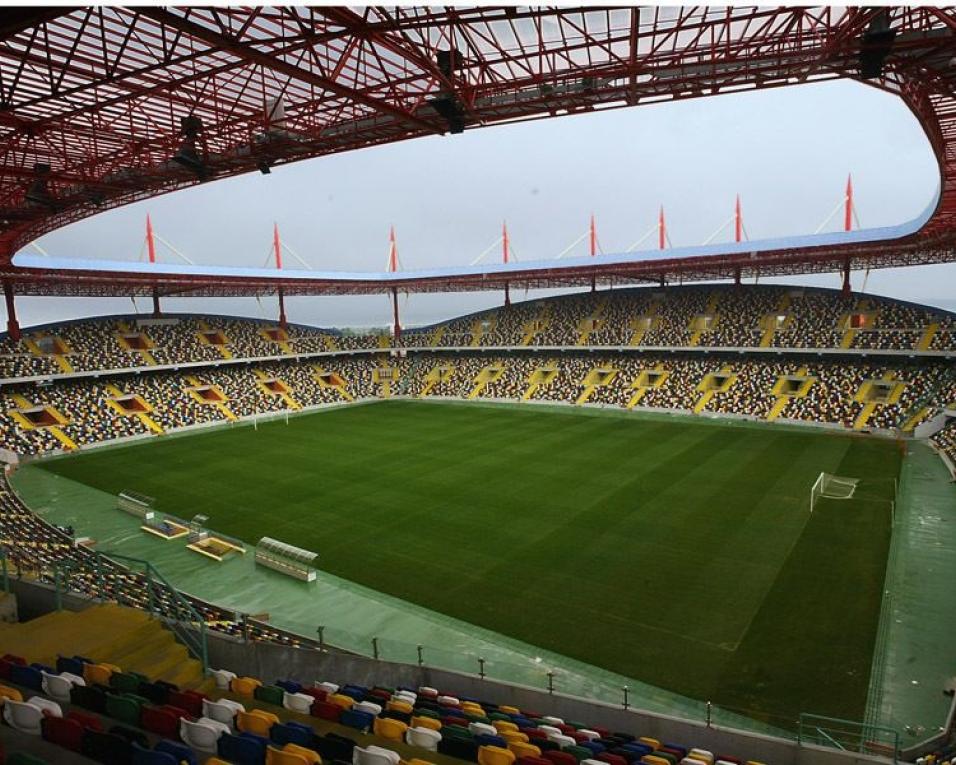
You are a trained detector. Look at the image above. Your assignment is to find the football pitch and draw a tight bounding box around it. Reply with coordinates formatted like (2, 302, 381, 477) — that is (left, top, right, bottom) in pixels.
(39, 400, 900, 727)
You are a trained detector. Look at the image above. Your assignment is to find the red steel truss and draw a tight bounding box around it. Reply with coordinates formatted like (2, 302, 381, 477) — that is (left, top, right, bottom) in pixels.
(0, 6, 955, 298)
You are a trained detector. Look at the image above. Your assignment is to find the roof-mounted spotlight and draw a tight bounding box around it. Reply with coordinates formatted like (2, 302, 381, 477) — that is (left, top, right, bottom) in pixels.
(24, 163, 56, 209)
(172, 115, 209, 178)
(257, 158, 272, 175)
(432, 48, 466, 134)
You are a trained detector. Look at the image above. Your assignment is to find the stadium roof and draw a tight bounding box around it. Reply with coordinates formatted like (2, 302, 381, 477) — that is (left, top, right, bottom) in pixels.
(1, 6, 955, 297)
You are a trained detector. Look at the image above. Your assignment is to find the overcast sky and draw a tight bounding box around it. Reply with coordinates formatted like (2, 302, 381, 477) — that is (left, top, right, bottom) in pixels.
(9, 77, 951, 331)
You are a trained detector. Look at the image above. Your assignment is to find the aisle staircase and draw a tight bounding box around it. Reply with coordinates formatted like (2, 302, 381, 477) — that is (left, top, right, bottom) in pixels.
(0, 604, 208, 692)
(49, 427, 78, 450)
(853, 371, 899, 431)
(104, 383, 165, 434)
(688, 292, 721, 347)
(917, 322, 939, 351)
(429, 326, 446, 347)
(693, 364, 736, 414)
(759, 294, 792, 347)
(197, 321, 233, 360)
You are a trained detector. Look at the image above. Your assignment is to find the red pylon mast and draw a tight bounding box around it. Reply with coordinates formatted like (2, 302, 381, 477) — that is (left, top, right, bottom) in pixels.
(274, 222, 286, 328)
(389, 227, 401, 340)
(502, 221, 511, 307)
(659, 206, 666, 250)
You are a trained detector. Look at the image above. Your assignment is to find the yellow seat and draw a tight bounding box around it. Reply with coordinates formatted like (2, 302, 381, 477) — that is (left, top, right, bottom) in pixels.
(237, 709, 279, 736)
(374, 716, 409, 742)
(266, 747, 310, 765)
(205, 760, 233, 765)
(83, 663, 113, 686)
(231, 676, 263, 697)
(492, 720, 518, 734)
(498, 705, 520, 716)
(387, 699, 414, 714)
(478, 745, 516, 765)
(638, 737, 660, 750)
(0, 685, 24, 705)
(461, 702, 485, 714)
(411, 716, 442, 731)
(639, 757, 669, 765)
(508, 741, 540, 759)
(501, 731, 528, 744)
(101, 663, 122, 673)
(284, 743, 322, 764)
(329, 693, 354, 710)
(405, 759, 436, 765)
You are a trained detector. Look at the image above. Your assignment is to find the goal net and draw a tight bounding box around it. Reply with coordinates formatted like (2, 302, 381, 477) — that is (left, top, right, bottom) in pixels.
(810, 472, 859, 512)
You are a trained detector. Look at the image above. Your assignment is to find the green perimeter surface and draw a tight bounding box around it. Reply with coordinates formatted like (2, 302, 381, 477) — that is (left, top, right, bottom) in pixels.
(37, 400, 900, 728)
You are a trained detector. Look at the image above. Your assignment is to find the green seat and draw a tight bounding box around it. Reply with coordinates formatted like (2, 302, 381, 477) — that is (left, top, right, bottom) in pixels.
(110, 672, 142, 693)
(105, 693, 142, 726)
(414, 708, 440, 719)
(565, 746, 592, 762)
(444, 725, 472, 739)
(463, 712, 490, 724)
(8, 755, 49, 765)
(566, 720, 588, 730)
(488, 712, 512, 722)
(650, 753, 677, 765)
(254, 684, 285, 706)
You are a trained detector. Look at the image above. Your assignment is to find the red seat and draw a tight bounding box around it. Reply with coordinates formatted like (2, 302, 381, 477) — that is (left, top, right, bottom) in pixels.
(301, 688, 327, 702)
(1, 655, 26, 666)
(41, 716, 85, 752)
(557, 724, 576, 735)
(66, 709, 103, 732)
(597, 754, 627, 765)
(590, 727, 611, 738)
(524, 730, 547, 741)
(543, 751, 577, 765)
(517, 758, 553, 765)
(140, 705, 181, 739)
(168, 690, 205, 718)
(311, 700, 342, 722)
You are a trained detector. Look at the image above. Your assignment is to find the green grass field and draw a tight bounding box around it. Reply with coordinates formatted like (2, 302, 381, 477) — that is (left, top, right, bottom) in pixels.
(40, 401, 900, 727)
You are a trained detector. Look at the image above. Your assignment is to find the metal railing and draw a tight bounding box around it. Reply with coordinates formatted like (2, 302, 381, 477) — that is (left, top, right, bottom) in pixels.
(798, 713, 900, 762)
(52, 550, 208, 673)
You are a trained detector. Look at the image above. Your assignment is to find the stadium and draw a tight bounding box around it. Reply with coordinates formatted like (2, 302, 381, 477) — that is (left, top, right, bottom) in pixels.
(0, 6, 954, 765)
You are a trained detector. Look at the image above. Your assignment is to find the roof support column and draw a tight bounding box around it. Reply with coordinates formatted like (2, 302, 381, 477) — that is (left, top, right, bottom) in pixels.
(278, 288, 287, 329)
(734, 266, 741, 285)
(4, 281, 20, 341)
(391, 287, 401, 340)
(504, 283, 511, 307)
(842, 257, 852, 296)
(152, 287, 161, 317)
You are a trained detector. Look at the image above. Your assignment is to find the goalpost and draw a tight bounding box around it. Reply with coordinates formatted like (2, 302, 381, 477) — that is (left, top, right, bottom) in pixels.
(809, 472, 860, 513)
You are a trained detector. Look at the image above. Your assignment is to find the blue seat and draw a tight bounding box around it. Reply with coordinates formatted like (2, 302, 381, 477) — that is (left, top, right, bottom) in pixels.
(475, 734, 507, 749)
(56, 656, 86, 676)
(270, 722, 314, 748)
(132, 744, 177, 765)
(340, 709, 374, 732)
(340, 685, 366, 702)
(579, 741, 605, 755)
(219, 732, 267, 765)
(155, 739, 197, 765)
(11, 664, 43, 691)
(275, 679, 301, 694)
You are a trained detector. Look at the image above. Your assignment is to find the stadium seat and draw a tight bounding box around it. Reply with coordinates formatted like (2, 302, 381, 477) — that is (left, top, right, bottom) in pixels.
(181, 717, 230, 752)
(131, 744, 178, 765)
(3, 700, 45, 735)
(83, 663, 114, 686)
(266, 747, 310, 765)
(479, 745, 517, 765)
(41, 714, 85, 751)
(105, 694, 142, 727)
(282, 743, 322, 764)
(204, 697, 244, 726)
(237, 708, 280, 736)
(212, 669, 237, 689)
(284, 691, 315, 715)
(341, 709, 375, 732)
(41, 670, 80, 702)
(141, 705, 184, 738)
(255, 684, 286, 706)
(511, 742, 543, 759)
(374, 716, 408, 742)
(155, 740, 197, 765)
(0, 684, 23, 705)
(82, 728, 134, 764)
(270, 721, 314, 748)
(311, 700, 343, 722)
(219, 731, 268, 765)
(354, 700, 383, 716)
(71, 683, 107, 713)
(232, 676, 263, 697)
(412, 715, 442, 731)
(353, 745, 401, 765)
(168, 689, 205, 717)
(406, 726, 442, 751)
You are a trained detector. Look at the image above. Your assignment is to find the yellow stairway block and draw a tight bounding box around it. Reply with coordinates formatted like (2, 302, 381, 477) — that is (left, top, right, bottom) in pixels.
(628, 329, 646, 346)
(420, 380, 437, 397)
(10, 393, 33, 408)
(693, 390, 715, 414)
(626, 389, 647, 409)
(430, 326, 445, 347)
(917, 323, 938, 351)
(759, 327, 776, 348)
(466, 382, 486, 400)
(105, 384, 123, 396)
(520, 330, 536, 346)
(766, 397, 790, 421)
(575, 385, 596, 406)
(139, 350, 157, 366)
(336, 385, 353, 402)
(54, 355, 74, 373)
(840, 328, 858, 349)
(902, 407, 930, 433)
(22, 338, 43, 356)
(381, 381, 391, 398)
(854, 401, 878, 430)
(217, 346, 233, 360)
(184, 375, 201, 387)
(136, 412, 164, 434)
(280, 393, 301, 411)
(688, 330, 702, 347)
(215, 402, 237, 421)
(49, 426, 78, 450)
(521, 383, 539, 402)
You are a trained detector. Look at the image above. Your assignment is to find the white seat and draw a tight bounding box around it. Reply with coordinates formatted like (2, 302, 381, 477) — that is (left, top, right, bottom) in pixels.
(202, 697, 244, 726)
(541, 716, 564, 726)
(418, 686, 438, 698)
(582, 759, 605, 765)
(3, 700, 44, 735)
(538, 725, 562, 737)
(41, 671, 75, 702)
(406, 726, 442, 751)
(211, 668, 237, 690)
(548, 733, 576, 749)
(353, 745, 402, 765)
(180, 717, 226, 753)
(284, 691, 315, 715)
(689, 750, 714, 763)
(393, 691, 417, 704)
(29, 696, 62, 718)
(317, 681, 339, 694)
(469, 722, 498, 737)
(681, 758, 710, 765)
(354, 700, 383, 716)
(577, 730, 600, 742)
(59, 672, 85, 687)
(437, 694, 459, 706)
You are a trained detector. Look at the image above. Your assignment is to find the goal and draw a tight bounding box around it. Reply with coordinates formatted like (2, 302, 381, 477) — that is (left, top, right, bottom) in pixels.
(810, 472, 859, 512)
